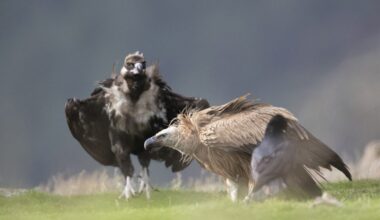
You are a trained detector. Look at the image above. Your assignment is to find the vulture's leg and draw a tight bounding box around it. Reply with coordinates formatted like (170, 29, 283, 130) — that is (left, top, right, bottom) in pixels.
(137, 153, 152, 199)
(243, 182, 255, 203)
(110, 130, 136, 200)
(226, 179, 238, 202)
(117, 154, 136, 200)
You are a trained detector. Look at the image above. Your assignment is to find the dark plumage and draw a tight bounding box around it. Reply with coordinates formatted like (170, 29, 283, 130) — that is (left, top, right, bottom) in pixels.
(65, 94, 115, 166)
(65, 52, 209, 199)
(247, 114, 351, 201)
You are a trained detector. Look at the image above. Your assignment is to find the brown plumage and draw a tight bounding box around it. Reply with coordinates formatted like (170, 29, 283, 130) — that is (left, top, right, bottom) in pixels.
(144, 95, 351, 202)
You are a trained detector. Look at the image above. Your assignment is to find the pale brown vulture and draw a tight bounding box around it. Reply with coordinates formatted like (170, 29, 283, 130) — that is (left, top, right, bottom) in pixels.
(65, 52, 209, 199)
(144, 95, 351, 202)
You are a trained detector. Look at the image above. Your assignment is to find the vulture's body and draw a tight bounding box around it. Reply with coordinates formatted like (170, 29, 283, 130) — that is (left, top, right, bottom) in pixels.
(144, 96, 351, 202)
(248, 114, 351, 201)
(65, 52, 209, 199)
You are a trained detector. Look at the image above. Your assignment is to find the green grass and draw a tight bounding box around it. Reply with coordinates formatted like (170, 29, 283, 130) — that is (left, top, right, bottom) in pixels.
(1, 180, 380, 220)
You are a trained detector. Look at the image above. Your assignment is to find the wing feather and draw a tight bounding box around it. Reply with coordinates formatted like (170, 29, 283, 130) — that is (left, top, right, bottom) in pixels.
(65, 91, 116, 166)
(199, 103, 299, 153)
(266, 115, 352, 181)
(284, 126, 352, 180)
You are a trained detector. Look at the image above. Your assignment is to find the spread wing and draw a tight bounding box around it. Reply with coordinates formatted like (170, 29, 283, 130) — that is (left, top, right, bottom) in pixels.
(148, 65, 209, 171)
(252, 115, 351, 197)
(152, 64, 210, 122)
(282, 122, 352, 180)
(149, 147, 192, 172)
(65, 88, 116, 166)
(91, 78, 115, 96)
(199, 100, 303, 153)
(153, 92, 208, 172)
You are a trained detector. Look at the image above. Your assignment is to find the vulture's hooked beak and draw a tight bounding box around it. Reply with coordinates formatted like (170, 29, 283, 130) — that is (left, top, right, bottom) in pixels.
(144, 136, 162, 151)
(133, 63, 144, 74)
(128, 62, 146, 75)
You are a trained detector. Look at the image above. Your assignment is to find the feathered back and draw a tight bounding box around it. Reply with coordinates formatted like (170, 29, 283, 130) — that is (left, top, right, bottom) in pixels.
(207, 95, 259, 116)
(173, 95, 300, 154)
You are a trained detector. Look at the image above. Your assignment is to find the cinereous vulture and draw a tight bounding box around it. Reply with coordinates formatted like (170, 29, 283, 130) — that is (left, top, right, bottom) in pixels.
(246, 114, 351, 202)
(144, 95, 351, 202)
(65, 52, 209, 199)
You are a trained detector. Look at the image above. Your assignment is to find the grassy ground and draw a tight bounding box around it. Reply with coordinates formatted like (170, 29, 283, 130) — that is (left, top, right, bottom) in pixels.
(1, 180, 380, 220)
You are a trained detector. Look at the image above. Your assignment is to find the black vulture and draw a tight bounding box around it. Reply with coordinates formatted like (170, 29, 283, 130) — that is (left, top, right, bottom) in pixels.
(65, 52, 209, 199)
(247, 114, 352, 201)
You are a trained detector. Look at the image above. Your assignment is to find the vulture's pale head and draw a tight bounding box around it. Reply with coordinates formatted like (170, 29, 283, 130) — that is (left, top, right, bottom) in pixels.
(144, 114, 201, 155)
(120, 51, 146, 78)
(118, 51, 150, 101)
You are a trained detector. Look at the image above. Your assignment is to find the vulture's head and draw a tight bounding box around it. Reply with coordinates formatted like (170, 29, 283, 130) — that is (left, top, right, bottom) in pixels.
(121, 51, 146, 77)
(120, 51, 148, 92)
(144, 114, 201, 155)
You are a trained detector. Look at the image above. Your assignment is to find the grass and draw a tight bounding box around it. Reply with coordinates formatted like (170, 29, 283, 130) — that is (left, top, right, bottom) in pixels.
(1, 180, 380, 220)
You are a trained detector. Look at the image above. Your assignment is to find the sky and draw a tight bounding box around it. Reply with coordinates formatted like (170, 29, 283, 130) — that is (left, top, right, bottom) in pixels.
(1, 0, 380, 188)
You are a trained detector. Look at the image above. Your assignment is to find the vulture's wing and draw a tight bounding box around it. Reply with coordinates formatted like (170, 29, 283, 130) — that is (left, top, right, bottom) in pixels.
(146, 66, 209, 172)
(149, 147, 192, 172)
(65, 88, 116, 166)
(252, 115, 351, 198)
(282, 120, 352, 181)
(91, 78, 115, 96)
(151, 90, 208, 172)
(198, 97, 303, 153)
(151, 92, 207, 172)
(252, 115, 321, 197)
(151, 63, 210, 121)
(158, 92, 208, 171)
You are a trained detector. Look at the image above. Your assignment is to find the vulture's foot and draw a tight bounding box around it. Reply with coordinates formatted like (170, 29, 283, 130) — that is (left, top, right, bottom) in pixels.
(119, 176, 136, 200)
(137, 167, 152, 199)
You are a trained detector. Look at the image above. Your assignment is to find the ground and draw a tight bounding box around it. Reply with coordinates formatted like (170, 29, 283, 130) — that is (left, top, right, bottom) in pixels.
(1, 180, 380, 220)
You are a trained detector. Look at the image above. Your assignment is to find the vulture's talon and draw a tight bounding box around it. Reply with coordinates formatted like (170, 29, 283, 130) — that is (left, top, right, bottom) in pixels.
(119, 176, 136, 200)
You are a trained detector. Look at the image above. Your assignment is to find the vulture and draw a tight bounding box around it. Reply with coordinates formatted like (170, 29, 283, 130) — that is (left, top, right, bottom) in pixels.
(65, 52, 209, 199)
(144, 95, 351, 202)
(247, 114, 352, 201)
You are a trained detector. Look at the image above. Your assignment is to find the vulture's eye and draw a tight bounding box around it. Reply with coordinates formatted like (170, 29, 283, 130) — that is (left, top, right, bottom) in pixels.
(157, 133, 167, 139)
(126, 63, 134, 70)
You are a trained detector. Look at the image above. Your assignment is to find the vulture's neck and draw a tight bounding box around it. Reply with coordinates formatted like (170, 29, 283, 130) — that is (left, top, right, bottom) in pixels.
(125, 77, 150, 103)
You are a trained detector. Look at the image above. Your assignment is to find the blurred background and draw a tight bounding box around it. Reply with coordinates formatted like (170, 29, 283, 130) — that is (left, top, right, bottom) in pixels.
(1, 1, 380, 189)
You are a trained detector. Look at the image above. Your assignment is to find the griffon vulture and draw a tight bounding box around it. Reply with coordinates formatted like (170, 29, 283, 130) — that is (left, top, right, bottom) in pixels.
(65, 52, 209, 199)
(144, 96, 351, 202)
(247, 114, 352, 201)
